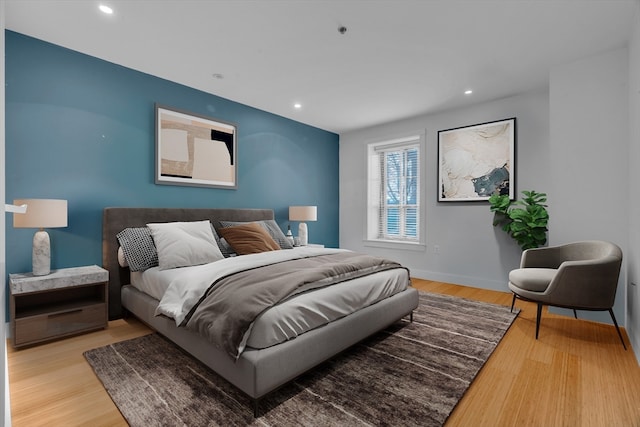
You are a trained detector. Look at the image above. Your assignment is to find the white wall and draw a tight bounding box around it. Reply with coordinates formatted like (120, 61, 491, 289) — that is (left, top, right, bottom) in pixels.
(1, 0, 11, 423)
(340, 46, 632, 330)
(548, 48, 629, 324)
(627, 2, 640, 362)
(340, 88, 550, 292)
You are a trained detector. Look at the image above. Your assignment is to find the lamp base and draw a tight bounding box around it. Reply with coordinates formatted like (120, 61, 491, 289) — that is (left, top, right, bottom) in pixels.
(298, 222, 308, 246)
(32, 229, 51, 276)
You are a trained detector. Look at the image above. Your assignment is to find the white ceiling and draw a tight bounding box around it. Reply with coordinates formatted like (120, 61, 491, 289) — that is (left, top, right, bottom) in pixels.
(5, 0, 638, 134)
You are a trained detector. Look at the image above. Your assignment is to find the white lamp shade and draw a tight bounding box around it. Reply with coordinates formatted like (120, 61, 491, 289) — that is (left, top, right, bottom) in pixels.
(13, 199, 68, 229)
(289, 206, 317, 222)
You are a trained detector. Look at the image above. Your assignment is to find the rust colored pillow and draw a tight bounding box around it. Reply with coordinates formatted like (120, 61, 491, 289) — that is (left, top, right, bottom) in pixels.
(218, 222, 281, 255)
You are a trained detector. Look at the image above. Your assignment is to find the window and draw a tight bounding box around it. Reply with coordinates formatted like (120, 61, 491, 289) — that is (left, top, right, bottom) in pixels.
(367, 134, 422, 244)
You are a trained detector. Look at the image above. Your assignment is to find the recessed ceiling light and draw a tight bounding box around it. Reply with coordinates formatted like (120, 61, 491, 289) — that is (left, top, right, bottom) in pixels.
(99, 4, 113, 14)
(294, 103, 302, 109)
(212, 73, 224, 79)
(464, 89, 473, 95)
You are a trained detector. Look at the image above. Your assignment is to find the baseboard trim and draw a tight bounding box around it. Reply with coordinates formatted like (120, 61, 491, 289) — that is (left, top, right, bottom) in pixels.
(409, 268, 509, 293)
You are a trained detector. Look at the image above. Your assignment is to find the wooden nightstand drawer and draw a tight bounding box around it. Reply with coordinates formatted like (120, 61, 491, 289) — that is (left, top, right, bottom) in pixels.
(14, 303, 106, 346)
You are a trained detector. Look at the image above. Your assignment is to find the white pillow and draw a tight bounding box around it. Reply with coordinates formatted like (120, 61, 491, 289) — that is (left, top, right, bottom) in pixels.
(147, 220, 224, 270)
(117, 246, 129, 268)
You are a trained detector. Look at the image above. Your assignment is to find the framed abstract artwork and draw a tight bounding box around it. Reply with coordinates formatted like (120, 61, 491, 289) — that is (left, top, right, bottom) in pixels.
(437, 117, 516, 202)
(155, 104, 237, 189)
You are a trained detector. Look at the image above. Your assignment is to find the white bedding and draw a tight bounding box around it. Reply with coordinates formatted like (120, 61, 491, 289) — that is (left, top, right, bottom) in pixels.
(130, 247, 409, 349)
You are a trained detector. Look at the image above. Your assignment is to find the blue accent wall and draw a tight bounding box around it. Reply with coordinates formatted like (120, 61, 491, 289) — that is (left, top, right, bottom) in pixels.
(5, 31, 339, 282)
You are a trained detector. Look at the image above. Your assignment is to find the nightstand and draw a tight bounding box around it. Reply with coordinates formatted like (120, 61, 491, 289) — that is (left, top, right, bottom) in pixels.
(9, 265, 109, 348)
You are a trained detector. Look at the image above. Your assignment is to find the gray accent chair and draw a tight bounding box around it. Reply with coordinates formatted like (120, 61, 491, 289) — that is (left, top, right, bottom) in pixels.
(508, 240, 626, 349)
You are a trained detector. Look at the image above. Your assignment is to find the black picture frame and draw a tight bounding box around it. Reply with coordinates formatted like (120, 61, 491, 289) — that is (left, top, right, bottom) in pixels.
(437, 117, 516, 202)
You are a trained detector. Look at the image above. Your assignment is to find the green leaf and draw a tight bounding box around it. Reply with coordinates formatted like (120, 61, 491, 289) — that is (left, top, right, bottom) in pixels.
(488, 189, 549, 250)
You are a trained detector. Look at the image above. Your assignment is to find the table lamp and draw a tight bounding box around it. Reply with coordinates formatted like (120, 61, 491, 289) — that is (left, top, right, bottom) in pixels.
(289, 206, 317, 246)
(13, 199, 68, 276)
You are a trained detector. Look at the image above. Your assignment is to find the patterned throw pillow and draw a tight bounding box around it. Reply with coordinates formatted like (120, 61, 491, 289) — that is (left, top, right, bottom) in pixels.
(116, 227, 159, 272)
(209, 224, 235, 258)
(218, 220, 294, 250)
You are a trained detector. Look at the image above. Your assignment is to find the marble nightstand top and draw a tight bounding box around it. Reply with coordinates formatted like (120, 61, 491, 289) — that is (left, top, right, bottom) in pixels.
(9, 265, 109, 294)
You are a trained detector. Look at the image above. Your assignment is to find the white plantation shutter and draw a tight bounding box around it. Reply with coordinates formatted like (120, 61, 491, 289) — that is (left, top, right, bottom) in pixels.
(368, 135, 421, 243)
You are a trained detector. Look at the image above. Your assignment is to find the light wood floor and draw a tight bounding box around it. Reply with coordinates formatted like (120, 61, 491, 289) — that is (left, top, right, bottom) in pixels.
(7, 279, 640, 426)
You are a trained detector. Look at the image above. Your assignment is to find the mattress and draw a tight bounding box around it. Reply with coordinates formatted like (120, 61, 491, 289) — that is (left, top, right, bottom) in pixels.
(130, 247, 409, 349)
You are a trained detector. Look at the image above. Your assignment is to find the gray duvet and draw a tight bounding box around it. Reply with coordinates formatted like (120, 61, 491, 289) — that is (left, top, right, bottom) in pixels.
(181, 252, 406, 359)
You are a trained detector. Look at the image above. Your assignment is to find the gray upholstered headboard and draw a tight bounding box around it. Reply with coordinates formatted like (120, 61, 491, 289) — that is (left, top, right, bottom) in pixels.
(102, 207, 275, 319)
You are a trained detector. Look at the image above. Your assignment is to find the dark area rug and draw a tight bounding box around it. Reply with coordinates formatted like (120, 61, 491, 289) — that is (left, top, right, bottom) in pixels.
(84, 291, 519, 426)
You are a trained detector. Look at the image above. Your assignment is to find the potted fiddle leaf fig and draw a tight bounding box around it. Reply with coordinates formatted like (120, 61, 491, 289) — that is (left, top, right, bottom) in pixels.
(489, 190, 549, 250)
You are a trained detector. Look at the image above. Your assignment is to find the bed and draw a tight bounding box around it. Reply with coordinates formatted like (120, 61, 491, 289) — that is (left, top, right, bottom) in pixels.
(102, 207, 419, 415)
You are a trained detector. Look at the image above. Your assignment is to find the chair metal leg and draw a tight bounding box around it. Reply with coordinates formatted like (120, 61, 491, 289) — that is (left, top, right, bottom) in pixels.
(510, 293, 516, 313)
(572, 309, 578, 319)
(535, 303, 543, 339)
(608, 309, 627, 350)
